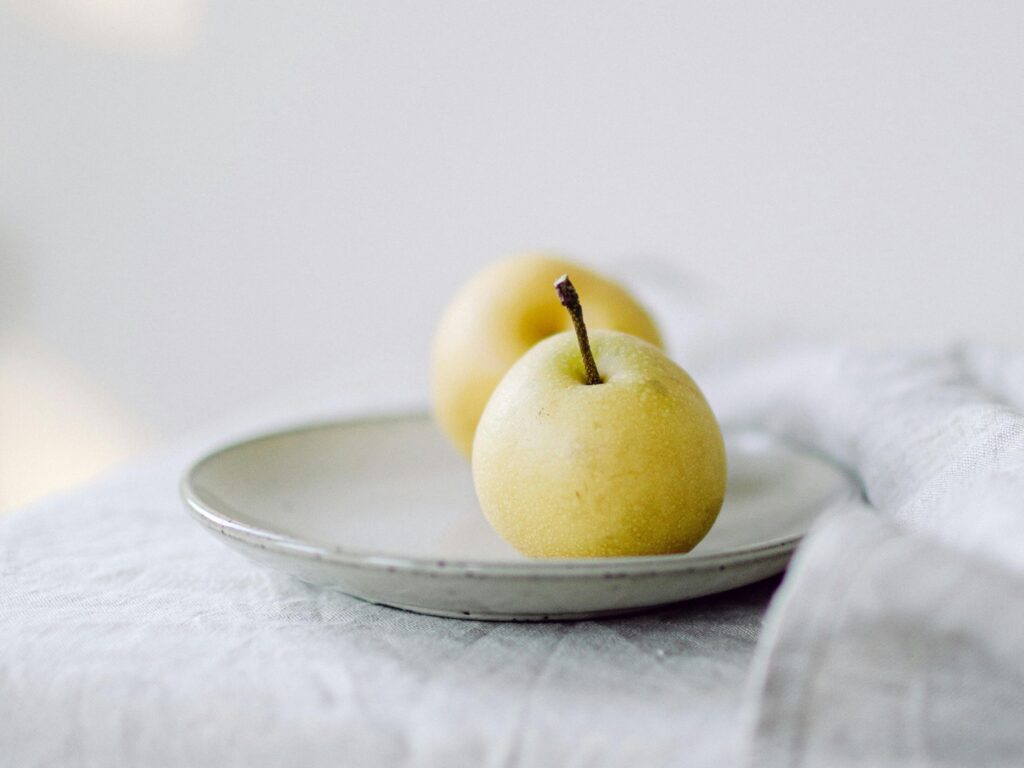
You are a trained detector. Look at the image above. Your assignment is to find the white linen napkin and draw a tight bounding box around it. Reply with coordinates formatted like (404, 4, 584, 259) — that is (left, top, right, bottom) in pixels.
(700, 342, 1024, 767)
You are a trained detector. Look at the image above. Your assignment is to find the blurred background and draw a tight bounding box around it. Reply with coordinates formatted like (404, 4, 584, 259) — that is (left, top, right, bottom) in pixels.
(2, 1, 1022, 512)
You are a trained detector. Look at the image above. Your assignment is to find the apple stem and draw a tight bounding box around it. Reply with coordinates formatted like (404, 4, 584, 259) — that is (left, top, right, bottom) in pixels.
(554, 274, 602, 385)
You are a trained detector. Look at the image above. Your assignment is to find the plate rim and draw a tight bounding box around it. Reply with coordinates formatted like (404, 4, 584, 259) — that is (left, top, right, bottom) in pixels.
(180, 411, 861, 578)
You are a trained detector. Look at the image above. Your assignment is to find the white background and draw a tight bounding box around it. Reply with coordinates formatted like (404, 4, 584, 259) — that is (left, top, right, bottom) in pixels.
(1, 1, 1022, 506)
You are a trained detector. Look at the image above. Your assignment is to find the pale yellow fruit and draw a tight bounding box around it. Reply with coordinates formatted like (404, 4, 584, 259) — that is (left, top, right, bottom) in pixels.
(472, 329, 726, 558)
(431, 253, 662, 456)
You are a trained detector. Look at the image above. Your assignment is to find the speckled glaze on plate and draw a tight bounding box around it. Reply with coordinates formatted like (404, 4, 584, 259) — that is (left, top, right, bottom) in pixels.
(181, 413, 859, 621)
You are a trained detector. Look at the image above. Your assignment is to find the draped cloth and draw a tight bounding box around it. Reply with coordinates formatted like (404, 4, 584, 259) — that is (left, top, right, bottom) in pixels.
(3, 331, 1023, 767)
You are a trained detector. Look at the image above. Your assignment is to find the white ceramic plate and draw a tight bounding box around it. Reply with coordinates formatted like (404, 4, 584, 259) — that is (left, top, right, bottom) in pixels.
(181, 413, 859, 620)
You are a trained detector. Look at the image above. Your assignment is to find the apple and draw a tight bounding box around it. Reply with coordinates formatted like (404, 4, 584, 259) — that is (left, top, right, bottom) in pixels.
(431, 253, 662, 456)
(471, 276, 726, 558)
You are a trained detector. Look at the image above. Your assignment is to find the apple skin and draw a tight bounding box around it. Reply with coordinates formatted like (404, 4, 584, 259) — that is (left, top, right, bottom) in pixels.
(431, 253, 662, 456)
(472, 329, 726, 558)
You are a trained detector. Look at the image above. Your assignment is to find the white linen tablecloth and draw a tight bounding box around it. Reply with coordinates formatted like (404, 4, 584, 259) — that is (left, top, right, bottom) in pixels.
(0, 430, 769, 768)
(4, 339, 1024, 767)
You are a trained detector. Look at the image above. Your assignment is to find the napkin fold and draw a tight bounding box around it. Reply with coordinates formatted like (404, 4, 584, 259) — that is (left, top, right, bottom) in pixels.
(700, 342, 1024, 767)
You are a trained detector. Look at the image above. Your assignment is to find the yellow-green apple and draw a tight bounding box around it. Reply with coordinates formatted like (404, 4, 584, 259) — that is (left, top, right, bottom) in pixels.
(471, 276, 726, 558)
(431, 253, 661, 456)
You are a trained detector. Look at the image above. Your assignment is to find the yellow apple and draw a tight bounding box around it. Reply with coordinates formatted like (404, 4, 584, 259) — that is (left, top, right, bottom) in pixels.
(472, 277, 726, 557)
(431, 253, 662, 456)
